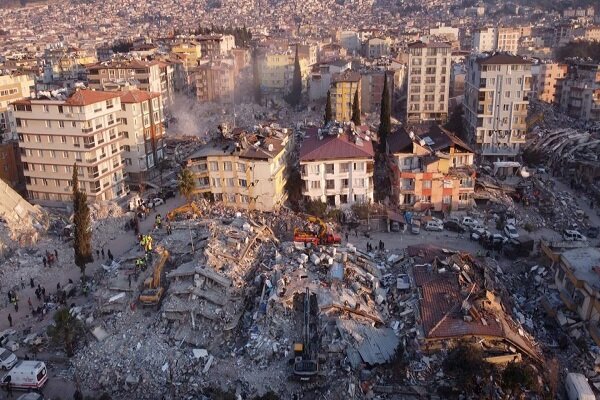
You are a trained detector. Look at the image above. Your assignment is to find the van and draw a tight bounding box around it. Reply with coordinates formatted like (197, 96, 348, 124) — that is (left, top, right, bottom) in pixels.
(1, 361, 48, 391)
(411, 220, 421, 234)
(565, 372, 594, 400)
(0, 348, 17, 370)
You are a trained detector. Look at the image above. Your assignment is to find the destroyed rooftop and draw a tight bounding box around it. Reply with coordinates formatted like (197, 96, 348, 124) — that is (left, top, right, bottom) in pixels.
(387, 124, 473, 154)
(188, 127, 288, 161)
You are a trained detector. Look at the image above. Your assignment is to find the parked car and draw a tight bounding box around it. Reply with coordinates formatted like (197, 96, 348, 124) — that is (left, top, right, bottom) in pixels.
(587, 227, 599, 239)
(0, 347, 17, 370)
(158, 188, 176, 200)
(411, 220, 421, 234)
(470, 230, 490, 241)
(445, 216, 460, 225)
(461, 217, 479, 227)
(563, 230, 587, 241)
(145, 197, 165, 208)
(470, 224, 486, 233)
(444, 221, 466, 234)
(504, 224, 519, 239)
(425, 220, 443, 231)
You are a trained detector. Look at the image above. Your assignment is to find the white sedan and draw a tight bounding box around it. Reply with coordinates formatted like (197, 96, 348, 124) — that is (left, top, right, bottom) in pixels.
(504, 224, 519, 239)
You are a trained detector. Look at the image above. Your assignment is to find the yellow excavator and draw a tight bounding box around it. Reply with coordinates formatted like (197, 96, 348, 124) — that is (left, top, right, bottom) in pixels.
(294, 216, 341, 246)
(166, 202, 201, 221)
(139, 249, 169, 307)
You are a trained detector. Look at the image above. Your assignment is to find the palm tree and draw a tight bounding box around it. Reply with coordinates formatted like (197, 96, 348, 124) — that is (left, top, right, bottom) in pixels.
(177, 168, 196, 204)
(48, 308, 84, 357)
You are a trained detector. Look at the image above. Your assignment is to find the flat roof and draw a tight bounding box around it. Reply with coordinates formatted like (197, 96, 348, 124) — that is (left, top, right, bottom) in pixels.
(562, 247, 600, 289)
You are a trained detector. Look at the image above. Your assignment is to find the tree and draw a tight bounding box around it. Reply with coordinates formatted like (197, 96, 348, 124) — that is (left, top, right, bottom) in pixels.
(324, 91, 332, 125)
(252, 49, 262, 105)
(501, 362, 536, 396)
(157, 158, 169, 189)
(72, 164, 93, 282)
(378, 75, 391, 152)
(48, 308, 84, 357)
(442, 343, 490, 393)
(177, 168, 196, 204)
(351, 89, 361, 125)
(286, 45, 302, 107)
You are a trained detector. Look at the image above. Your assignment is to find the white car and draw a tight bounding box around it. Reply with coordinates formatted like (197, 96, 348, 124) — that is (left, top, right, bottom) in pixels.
(424, 220, 443, 231)
(563, 230, 587, 241)
(504, 224, 519, 239)
(0, 347, 17, 370)
(146, 197, 165, 208)
(461, 217, 479, 227)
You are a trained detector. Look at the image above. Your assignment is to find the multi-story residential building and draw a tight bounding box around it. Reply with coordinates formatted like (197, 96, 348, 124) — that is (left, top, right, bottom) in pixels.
(464, 53, 532, 160)
(12, 89, 127, 205)
(87, 59, 176, 108)
(308, 60, 351, 102)
(299, 124, 374, 206)
(195, 34, 235, 58)
(406, 41, 451, 123)
(496, 27, 521, 54)
(186, 126, 290, 212)
(387, 125, 475, 212)
(363, 37, 392, 58)
(171, 42, 202, 68)
(0, 74, 34, 137)
(329, 70, 361, 122)
(258, 49, 310, 96)
(555, 63, 600, 122)
(360, 70, 393, 114)
(338, 30, 361, 52)
(552, 247, 600, 340)
(533, 63, 568, 103)
(472, 27, 521, 54)
(195, 59, 236, 104)
(118, 90, 165, 183)
(42, 43, 97, 89)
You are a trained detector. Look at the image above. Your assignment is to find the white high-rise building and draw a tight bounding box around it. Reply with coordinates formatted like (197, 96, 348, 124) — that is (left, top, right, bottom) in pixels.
(463, 54, 532, 161)
(406, 41, 451, 123)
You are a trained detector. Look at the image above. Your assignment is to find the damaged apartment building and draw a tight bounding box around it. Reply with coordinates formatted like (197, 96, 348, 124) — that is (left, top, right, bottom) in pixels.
(299, 122, 375, 207)
(386, 124, 475, 212)
(463, 53, 532, 165)
(186, 124, 293, 212)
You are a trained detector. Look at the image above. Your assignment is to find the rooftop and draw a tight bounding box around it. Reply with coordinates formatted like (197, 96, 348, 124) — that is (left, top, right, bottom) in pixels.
(119, 89, 161, 103)
(562, 247, 600, 290)
(300, 125, 374, 162)
(477, 53, 531, 65)
(408, 41, 451, 49)
(388, 124, 473, 154)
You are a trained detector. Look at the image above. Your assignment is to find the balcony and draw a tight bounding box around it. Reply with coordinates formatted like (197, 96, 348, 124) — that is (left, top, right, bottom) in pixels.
(82, 127, 93, 133)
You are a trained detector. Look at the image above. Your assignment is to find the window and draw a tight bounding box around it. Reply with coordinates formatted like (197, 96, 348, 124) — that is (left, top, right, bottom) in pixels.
(43, 105, 49, 113)
(340, 163, 350, 173)
(63, 151, 69, 158)
(52, 165, 57, 172)
(50, 150, 56, 158)
(504, 91, 510, 98)
(59, 120, 65, 128)
(353, 162, 364, 171)
(310, 181, 320, 189)
(423, 180, 432, 189)
(238, 179, 247, 187)
(236, 162, 245, 172)
(38, 150, 43, 157)
(442, 195, 452, 204)
(325, 164, 334, 174)
(48, 136, 54, 143)
(226, 178, 234, 187)
(55, 179, 60, 186)
(45, 120, 52, 128)
(309, 164, 320, 174)
(503, 104, 509, 111)
(61, 136, 67, 143)
(210, 161, 219, 171)
(35, 135, 41, 143)
(212, 178, 221, 187)
(353, 178, 364, 188)
(326, 180, 335, 189)
(223, 161, 232, 171)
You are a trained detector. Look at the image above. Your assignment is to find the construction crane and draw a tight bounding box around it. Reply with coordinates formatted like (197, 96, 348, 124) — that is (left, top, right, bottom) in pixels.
(293, 215, 341, 246)
(293, 287, 319, 380)
(138, 249, 169, 307)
